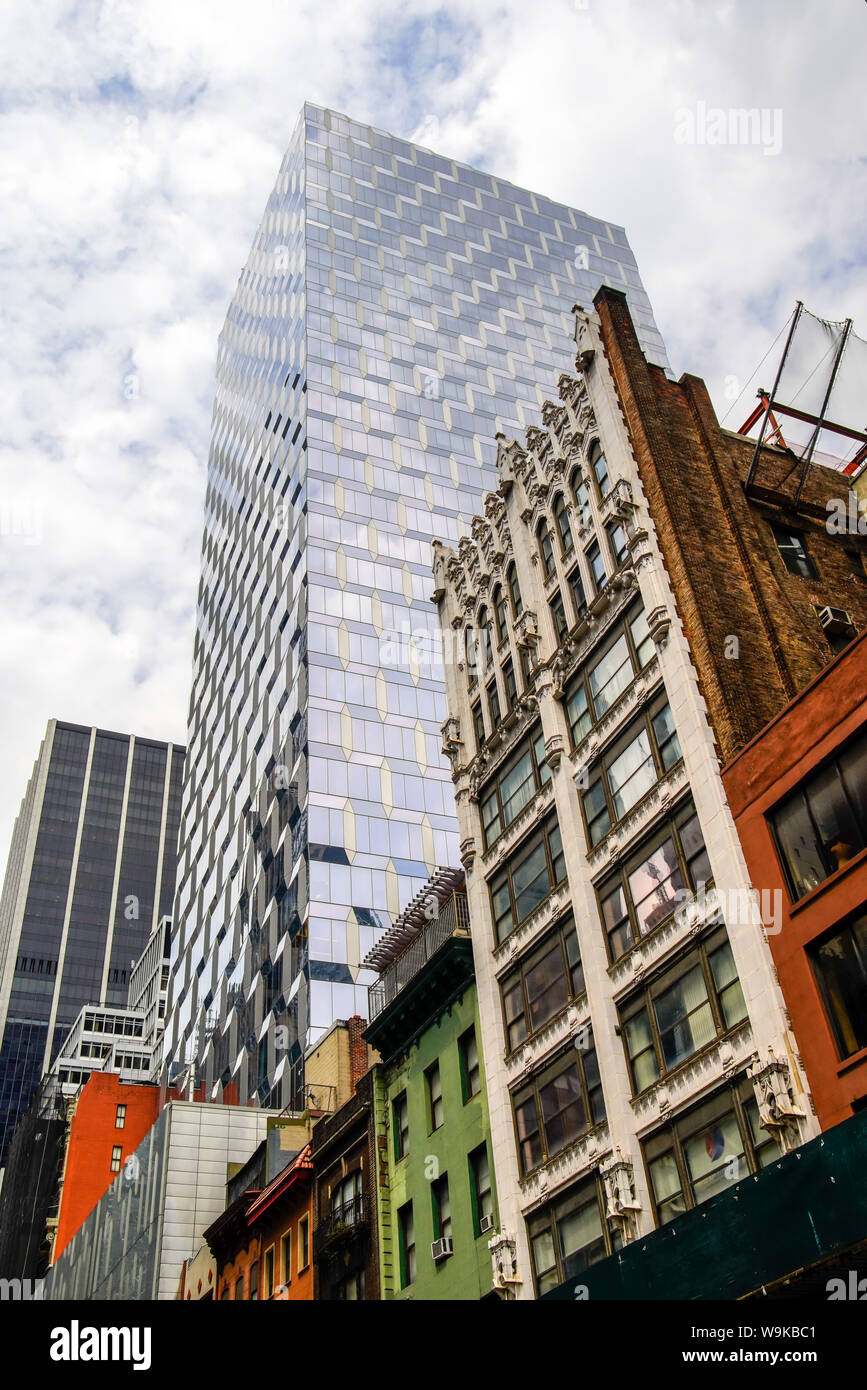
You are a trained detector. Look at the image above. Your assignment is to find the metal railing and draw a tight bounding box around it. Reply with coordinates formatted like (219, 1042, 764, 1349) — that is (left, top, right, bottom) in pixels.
(313, 1195, 367, 1257)
(368, 889, 470, 1021)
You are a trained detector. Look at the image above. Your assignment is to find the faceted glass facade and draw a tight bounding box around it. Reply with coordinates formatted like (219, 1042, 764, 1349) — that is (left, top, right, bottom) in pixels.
(0, 722, 183, 1162)
(164, 102, 669, 1111)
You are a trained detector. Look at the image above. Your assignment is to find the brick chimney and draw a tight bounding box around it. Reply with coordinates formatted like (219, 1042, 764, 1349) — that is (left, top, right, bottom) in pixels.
(347, 1016, 369, 1093)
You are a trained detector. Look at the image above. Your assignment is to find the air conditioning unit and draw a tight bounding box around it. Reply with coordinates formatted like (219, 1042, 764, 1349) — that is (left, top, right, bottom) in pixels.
(479, 1214, 495, 1234)
(817, 605, 855, 636)
(430, 1237, 454, 1262)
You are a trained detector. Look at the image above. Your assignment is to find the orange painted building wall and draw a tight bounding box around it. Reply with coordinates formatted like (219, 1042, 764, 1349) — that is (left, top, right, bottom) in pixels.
(256, 1182, 313, 1301)
(53, 1074, 160, 1263)
(722, 631, 867, 1131)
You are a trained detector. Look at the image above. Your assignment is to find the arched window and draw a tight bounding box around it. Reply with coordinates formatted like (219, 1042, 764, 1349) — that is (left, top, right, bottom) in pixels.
(507, 564, 523, 617)
(538, 523, 556, 580)
(589, 441, 610, 499)
(554, 494, 574, 554)
(465, 626, 478, 687)
(478, 608, 493, 673)
(493, 587, 508, 645)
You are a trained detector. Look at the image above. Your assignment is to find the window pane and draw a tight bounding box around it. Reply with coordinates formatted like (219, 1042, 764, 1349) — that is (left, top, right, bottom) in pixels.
(608, 731, 655, 819)
(589, 635, 632, 717)
(558, 1199, 606, 1280)
(566, 682, 591, 745)
(512, 841, 552, 922)
(652, 705, 681, 770)
(628, 838, 684, 935)
(814, 915, 867, 1058)
(601, 883, 633, 957)
(630, 608, 654, 669)
(500, 750, 536, 827)
(683, 1111, 743, 1206)
(806, 764, 865, 874)
(839, 735, 867, 830)
(649, 1153, 686, 1224)
(773, 793, 827, 899)
(539, 1063, 587, 1155)
(654, 965, 714, 1069)
(525, 942, 570, 1031)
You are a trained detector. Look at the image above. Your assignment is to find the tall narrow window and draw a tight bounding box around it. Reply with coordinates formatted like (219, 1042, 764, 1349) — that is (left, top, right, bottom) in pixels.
(590, 442, 610, 498)
(460, 1027, 481, 1100)
(493, 587, 508, 644)
(539, 524, 556, 580)
(470, 1145, 493, 1234)
(394, 1091, 409, 1159)
(487, 679, 501, 729)
(115, 1104, 126, 1129)
(587, 541, 607, 593)
(426, 1061, 444, 1130)
(550, 591, 569, 642)
(507, 564, 523, 616)
(110, 1145, 123, 1173)
(398, 1202, 416, 1287)
(554, 495, 574, 554)
(432, 1175, 452, 1242)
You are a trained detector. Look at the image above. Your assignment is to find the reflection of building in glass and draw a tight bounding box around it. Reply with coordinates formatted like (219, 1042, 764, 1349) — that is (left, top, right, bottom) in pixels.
(431, 291, 830, 1298)
(0, 720, 184, 1165)
(164, 102, 670, 1113)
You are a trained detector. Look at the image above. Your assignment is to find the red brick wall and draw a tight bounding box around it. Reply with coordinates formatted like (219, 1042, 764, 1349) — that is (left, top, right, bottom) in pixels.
(53, 1074, 160, 1263)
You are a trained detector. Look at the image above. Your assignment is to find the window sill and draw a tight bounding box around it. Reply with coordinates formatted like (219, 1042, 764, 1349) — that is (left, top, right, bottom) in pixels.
(787, 845, 867, 917)
(837, 1045, 867, 1078)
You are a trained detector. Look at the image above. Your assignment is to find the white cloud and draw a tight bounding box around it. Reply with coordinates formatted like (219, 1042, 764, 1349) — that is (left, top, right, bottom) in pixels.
(0, 0, 864, 854)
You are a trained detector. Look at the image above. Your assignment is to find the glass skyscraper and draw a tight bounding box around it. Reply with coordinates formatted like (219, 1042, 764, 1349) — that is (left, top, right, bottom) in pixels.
(164, 102, 669, 1110)
(0, 720, 184, 1163)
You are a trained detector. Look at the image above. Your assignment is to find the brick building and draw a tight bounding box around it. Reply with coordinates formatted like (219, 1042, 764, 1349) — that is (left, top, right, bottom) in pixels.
(592, 286, 867, 764)
(52, 1072, 161, 1265)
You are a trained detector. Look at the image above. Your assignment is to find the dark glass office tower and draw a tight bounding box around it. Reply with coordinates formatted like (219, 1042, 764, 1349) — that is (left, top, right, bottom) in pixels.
(164, 102, 669, 1111)
(0, 720, 184, 1163)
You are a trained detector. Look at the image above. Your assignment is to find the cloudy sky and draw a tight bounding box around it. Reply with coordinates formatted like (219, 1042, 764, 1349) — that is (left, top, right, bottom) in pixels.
(0, 0, 864, 855)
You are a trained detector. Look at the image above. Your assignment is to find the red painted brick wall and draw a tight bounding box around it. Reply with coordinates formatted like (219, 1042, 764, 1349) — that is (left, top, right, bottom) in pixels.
(53, 1074, 160, 1263)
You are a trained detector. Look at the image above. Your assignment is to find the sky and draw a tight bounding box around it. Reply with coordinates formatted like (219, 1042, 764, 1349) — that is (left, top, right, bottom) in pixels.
(0, 0, 865, 857)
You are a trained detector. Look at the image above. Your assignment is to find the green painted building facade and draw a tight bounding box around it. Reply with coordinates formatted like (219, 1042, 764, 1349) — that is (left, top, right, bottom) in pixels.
(364, 876, 498, 1300)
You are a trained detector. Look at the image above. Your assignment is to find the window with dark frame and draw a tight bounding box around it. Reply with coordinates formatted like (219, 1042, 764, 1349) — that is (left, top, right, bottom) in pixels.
(550, 590, 569, 642)
(770, 522, 818, 579)
(513, 1038, 605, 1175)
(460, 1026, 481, 1100)
(811, 911, 867, 1060)
(573, 474, 592, 529)
(599, 802, 711, 961)
(568, 565, 587, 623)
(298, 1215, 310, 1270)
(281, 1230, 292, 1284)
(426, 1061, 444, 1131)
(581, 701, 682, 847)
(503, 658, 517, 707)
(539, 523, 556, 580)
(479, 727, 551, 848)
(489, 810, 567, 943)
(770, 730, 867, 900)
(110, 1144, 122, 1172)
(507, 564, 523, 616)
(590, 442, 611, 498)
(115, 1103, 126, 1129)
(527, 1175, 615, 1295)
(586, 539, 607, 593)
(620, 927, 747, 1093)
(607, 521, 629, 566)
(432, 1174, 452, 1242)
(554, 494, 574, 554)
(394, 1091, 409, 1159)
(469, 1144, 494, 1235)
(644, 1081, 776, 1226)
(472, 700, 485, 753)
(501, 914, 585, 1051)
(398, 1201, 416, 1287)
(486, 678, 501, 730)
(494, 586, 509, 643)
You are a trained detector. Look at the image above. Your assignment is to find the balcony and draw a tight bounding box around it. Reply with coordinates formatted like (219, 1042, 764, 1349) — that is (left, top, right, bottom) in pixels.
(367, 888, 470, 1022)
(313, 1195, 367, 1259)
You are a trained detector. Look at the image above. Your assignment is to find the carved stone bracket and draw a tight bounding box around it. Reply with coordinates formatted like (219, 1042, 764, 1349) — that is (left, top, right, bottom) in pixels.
(489, 1232, 521, 1299)
(748, 1048, 806, 1153)
(599, 1149, 642, 1231)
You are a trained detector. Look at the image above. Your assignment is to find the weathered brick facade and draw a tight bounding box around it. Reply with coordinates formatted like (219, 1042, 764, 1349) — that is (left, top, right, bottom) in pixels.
(595, 286, 867, 763)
